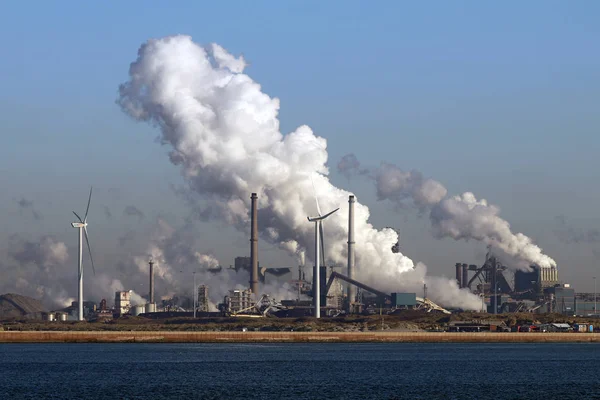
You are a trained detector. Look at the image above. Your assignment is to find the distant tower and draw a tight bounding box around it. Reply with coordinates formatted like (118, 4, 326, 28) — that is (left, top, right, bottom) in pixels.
(250, 193, 259, 296)
(347, 195, 356, 312)
(197, 285, 209, 312)
(149, 257, 155, 304)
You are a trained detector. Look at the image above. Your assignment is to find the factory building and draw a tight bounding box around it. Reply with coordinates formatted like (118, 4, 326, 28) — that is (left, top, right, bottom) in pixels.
(197, 285, 209, 312)
(115, 291, 131, 315)
(390, 293, 417, 310)
(515, 266, 559, 293)
(545, 284, 575, 314)
(574, 293, 599, 316)
(67, 301, 97, 319)
(223, 289, 255, 314)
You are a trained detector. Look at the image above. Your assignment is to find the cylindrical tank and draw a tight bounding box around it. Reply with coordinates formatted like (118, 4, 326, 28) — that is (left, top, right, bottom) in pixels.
(132, 305, 145, 316)
(455, 263, 462, 288)
(145, 303, 156, 313)
(46, 313, 55, 322)
(59, 313, 67, 322)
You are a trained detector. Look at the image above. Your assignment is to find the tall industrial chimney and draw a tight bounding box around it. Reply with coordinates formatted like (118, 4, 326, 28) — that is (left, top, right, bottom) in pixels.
(455, 263, 462, 288)
(462, 263, 469, 289)
(347, 195, 356, 312)
(148, 257, 155, 304)
(250, 193, 259, 296)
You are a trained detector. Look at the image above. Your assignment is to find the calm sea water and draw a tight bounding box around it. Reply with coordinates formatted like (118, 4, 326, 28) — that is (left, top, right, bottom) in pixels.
(0, 343, 599, 399)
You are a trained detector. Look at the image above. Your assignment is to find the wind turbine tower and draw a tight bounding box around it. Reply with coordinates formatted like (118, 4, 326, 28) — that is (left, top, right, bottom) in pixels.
(308, 207, 339, 319)
(71, 187, 96, 321)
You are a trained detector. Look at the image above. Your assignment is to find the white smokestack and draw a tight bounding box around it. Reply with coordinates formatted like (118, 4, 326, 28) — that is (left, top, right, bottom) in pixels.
(117, 35, 481, 310)
(347, 195, 355, 310)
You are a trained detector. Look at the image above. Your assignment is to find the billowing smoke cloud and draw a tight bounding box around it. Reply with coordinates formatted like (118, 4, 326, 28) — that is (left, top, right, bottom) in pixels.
(132, 218, 266, 309)
(195, 253, 220, 270)
(554, 215, 600, 244)
(123, 205, 145, 221)
(3, 233, 156, 310)
(9, 235, 69, 272)
(17, 197, 43, 220)
(431, 193, 555, 270)
(375, 163, 447, 209)
(4, 235, 72, 308)
(337, 153, 368, 180)
(339, 156, 556, 271)
(117, 35, 480, 309)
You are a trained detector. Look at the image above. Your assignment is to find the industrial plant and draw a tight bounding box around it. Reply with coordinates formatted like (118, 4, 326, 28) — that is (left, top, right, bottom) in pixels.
(3, 191, 593, 328)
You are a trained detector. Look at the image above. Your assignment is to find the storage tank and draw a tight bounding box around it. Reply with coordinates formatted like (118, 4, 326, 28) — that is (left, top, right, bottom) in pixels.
(145, 303, 156, 313)
(58, 313, 67, 322)
(46, 313, 55, 322)
(131, 305, 145, 316)
(455, 263, 462, 288)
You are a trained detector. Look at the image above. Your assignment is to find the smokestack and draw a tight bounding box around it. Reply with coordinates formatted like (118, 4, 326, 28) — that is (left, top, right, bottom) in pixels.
(455, 263, 462, 288)
(462, 263, 469, 289)
(347, 195, 356, 312)
(250, 193, 258, 296)
(149, 257, 154, 304)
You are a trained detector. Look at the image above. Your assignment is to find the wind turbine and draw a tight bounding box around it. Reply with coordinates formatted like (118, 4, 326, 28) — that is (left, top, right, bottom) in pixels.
(71, 187, 96, 321)
(307, 178, 339, 318)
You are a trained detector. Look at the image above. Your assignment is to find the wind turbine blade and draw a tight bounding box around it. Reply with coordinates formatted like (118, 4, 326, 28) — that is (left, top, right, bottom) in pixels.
(321, 207, 340, 219)
(73, 211, 83, 223)
(84, 187, 93, 221)
(83, 226, 96, 276)
(310, 175, 322, 216)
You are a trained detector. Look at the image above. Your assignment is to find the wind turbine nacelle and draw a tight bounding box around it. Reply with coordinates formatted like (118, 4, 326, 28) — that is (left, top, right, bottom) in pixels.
(71, 222, 85, 228)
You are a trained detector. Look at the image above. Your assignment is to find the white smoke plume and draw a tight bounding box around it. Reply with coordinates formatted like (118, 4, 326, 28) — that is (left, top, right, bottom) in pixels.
(339, 156, 556, 271)
(132, 218, 260, 308)
(4, 235, 73, 308)
(430, 192, 556, 270)
(9, 235, 69, 273)
(375, 162, 447, 209)
(194, 252, 220, 269)
(117, 35, 480, 309)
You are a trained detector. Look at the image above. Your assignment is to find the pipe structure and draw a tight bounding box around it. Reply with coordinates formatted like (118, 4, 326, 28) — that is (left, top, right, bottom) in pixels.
(462, 263, 469, 290)
(250, 193, 259, 296)
(347, 195, 356, 312)
(149, 258, 155, 304)
(455, 263, 462, 288)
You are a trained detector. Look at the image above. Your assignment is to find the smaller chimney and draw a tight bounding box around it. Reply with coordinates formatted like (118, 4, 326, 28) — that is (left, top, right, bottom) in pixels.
(250, 193, 259, 296)
(347, 195, 356, 312)
(149, 257, 155, 304)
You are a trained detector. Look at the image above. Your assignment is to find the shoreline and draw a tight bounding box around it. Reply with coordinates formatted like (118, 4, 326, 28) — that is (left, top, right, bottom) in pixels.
(1, 331, 599, 343)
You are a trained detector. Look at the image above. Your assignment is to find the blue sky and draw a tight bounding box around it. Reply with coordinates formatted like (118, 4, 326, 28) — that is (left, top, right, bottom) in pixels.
(1, 1, 599, 291)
